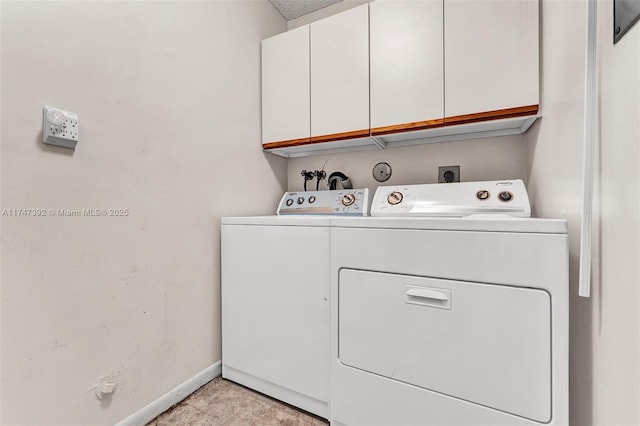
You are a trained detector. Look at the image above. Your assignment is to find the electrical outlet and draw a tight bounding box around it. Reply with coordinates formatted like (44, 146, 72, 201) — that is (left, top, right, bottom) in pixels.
(42, 106, 79, 149)
(438, 165, 460, 183)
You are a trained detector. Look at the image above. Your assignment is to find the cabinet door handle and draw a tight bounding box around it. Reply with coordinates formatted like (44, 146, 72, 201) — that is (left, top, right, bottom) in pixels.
(406, 288, 449, 301)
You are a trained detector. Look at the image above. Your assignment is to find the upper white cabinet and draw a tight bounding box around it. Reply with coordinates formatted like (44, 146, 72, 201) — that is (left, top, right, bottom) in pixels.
(370, 0, 444, 134)
(261, 25, 310, 145)
(310, 4, 370, 141)
(444, 0, 539, 119)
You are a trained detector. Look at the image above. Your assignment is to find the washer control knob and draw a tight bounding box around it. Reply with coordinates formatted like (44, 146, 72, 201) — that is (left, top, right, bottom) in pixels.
(297, 197, 305, 205)
(476, 190, 490, 200)
(285, 199, 294, 206)
(498, 191, 514, 202)
(308, 196, 316, 204)
(387, 191, 403, 205)
(342, 194, 356, 207)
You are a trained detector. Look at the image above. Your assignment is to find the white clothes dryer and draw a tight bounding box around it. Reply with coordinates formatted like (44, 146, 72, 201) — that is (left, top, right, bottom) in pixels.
(329, 181, 569, 425)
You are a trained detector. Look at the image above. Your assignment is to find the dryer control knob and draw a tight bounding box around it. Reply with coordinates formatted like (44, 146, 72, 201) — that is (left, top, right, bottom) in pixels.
(476, 190, 490, 200)
(498, 191, 514, 202)
(297, 197, 305, 205)
(342, 194, 356, 207)
(387, 191, 403, 205)
(285, 199, 294, 206)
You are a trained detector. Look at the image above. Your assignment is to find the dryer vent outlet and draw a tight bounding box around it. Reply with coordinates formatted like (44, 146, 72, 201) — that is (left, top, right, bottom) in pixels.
(438, 166, 460, 183)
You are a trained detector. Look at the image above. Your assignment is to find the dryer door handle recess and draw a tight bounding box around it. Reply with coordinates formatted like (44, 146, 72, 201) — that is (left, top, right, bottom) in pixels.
(404, 286, 452, 310)
(406, 288, 449, 301)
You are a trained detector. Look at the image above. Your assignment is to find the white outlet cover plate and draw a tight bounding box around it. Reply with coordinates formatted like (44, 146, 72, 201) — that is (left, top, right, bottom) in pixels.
(43, 106, 79, 149)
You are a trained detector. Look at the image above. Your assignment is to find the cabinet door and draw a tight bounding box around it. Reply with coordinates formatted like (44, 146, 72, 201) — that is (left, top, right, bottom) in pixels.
(370, 0, 444, 134)
(261, 25, 310, 145)
(310, 4, 369, 141)
(444, 0, 539, 120)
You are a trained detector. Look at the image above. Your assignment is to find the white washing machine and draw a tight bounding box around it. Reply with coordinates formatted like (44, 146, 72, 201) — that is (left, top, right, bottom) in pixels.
(221, 189, 370, 419)
(329, 180, 569, 425)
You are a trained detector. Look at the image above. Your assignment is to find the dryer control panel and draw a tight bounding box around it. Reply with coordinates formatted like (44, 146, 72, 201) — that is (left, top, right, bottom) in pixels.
(278, 189, 371, 216)
(371, 180, 531, 217)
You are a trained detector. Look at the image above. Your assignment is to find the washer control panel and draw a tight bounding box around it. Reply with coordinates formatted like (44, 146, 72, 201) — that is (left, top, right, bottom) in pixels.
(277, 189, 371, 216)
(371, 180, 531, 217)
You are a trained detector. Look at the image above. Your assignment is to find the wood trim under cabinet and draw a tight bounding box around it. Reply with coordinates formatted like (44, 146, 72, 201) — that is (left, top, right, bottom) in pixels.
(309, 128, 371, 143)
(263, 105, 539, 150)
(262, 136, 311, 150)
(371, 118, 445, 136)
(262, 129, 371, 150)
(445, 104, 539, 126)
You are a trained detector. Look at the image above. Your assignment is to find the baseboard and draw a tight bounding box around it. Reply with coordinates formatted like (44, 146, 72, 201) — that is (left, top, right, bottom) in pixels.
(116, 361, 222, 426)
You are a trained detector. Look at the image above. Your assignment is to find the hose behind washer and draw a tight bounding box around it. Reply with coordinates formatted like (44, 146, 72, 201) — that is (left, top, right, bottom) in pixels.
(327, 172, 352, 190)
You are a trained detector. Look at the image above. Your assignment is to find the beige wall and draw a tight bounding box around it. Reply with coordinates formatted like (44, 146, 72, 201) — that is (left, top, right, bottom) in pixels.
(526, 0, 640, 425)
(288, 136, 526, 191)
(0, 1, 286, 424)
(592, 0, 640, 423)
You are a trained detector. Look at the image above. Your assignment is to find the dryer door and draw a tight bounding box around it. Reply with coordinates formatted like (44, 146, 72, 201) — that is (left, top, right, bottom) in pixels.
(338, 269, 551, 423)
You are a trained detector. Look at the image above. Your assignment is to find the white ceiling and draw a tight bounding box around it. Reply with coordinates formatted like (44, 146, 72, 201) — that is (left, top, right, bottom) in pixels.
(269, 0, 343, 20)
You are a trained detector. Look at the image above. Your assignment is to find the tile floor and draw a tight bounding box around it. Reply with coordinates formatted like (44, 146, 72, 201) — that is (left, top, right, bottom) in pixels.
(147, 377, 328, 426)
